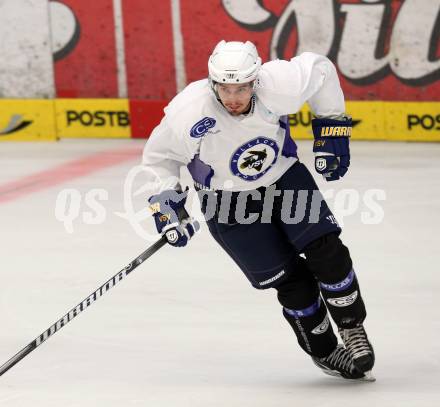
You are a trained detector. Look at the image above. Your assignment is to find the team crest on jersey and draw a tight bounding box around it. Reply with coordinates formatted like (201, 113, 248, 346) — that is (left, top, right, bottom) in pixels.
(230, 137, 279, 181)
(190, 117, 216, 138)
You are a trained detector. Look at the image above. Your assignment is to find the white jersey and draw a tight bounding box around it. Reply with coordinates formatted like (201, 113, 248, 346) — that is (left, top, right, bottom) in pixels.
(142, 52, 345, 194)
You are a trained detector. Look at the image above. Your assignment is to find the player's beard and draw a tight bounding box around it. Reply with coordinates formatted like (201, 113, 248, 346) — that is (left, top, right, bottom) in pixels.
(226, 100, 251, 116)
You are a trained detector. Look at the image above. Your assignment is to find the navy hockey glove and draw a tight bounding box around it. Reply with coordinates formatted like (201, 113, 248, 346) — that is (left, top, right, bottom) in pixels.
(312, 116, 352, 181)
(148, 189, 200, 247)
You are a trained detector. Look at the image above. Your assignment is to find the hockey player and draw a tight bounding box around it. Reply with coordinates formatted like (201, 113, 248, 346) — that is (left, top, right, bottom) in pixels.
(143, 40, 375, 381)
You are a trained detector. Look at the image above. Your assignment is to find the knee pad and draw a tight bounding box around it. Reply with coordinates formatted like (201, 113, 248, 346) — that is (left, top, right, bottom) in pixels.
(303, 233, 352, 283)
(275, 257, 319, 310)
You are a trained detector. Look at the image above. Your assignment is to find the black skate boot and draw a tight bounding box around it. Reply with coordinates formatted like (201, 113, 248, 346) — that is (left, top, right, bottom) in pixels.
(312, 345, 374, 381)
(339, 324, 375, 373)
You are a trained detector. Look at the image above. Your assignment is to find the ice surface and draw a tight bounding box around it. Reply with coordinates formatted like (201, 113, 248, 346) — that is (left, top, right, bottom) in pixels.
(0, 139, 439, 406)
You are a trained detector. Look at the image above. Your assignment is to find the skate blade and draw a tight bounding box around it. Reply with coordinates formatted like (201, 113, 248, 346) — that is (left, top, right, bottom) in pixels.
(359, 370, 376, 382)
(316, 363, 376, 382)
(320, 369, 342, 378)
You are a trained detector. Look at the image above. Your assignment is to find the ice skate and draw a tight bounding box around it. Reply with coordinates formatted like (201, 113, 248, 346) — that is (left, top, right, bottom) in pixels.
(339, 324, 375, 373)
(312, 345, 375, 381)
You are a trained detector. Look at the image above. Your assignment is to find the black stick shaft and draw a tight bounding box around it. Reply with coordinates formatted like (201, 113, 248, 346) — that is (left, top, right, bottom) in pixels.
(0, 236, 167, 377)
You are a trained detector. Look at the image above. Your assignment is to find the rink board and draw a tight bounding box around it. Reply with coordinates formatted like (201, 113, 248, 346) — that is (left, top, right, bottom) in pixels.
(0, 99, 439, 141)
(0, 100, 57, 141)
(291, 102, 440, 142)
(55, 99, 131, 138)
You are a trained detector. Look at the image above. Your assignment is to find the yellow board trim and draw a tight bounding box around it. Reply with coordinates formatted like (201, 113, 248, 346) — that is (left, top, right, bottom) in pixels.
(1, 99, 438, 142)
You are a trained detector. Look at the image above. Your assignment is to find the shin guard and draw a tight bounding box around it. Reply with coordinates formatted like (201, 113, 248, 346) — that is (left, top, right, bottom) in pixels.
(318, 269, 366, 328)
(304, 234, 366, 328)
(282, 298, 337, 358)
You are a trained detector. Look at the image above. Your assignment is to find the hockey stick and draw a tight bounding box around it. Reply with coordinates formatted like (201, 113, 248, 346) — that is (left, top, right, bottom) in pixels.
(0, 236, 167, 377)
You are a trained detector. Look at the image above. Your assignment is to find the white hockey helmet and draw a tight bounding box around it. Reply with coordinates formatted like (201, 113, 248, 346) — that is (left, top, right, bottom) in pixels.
(208, 40, 262, 84)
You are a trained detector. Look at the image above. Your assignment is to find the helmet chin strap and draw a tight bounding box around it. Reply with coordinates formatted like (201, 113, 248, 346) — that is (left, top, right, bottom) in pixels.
(208, 77, 221, 100)
(241, 96, 255, 115)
